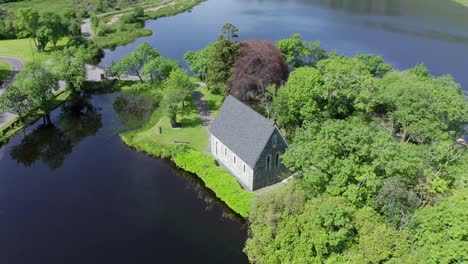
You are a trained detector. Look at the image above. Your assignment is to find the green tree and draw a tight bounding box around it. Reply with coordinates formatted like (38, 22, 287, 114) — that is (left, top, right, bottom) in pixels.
(355, 54, 393, 77)
(40, 12, 66, 50)
(160, 69, 194, 126)
(50, 47, 87, 95)
(304, 40, 327, 66)
(276, 33, 306, 68)
(379, 71, 467, 144)
(0, 84, 32, 122)
(142, 56, 180, 84)
(111, 42, 160, 82)
(206, 37, 240, 93)
(183, 44, 213, 80)
(282, 119, 422, 206)
(15, 8, 40, 49)
(15, 62, 58, 124)
(221, 22, 239, 41)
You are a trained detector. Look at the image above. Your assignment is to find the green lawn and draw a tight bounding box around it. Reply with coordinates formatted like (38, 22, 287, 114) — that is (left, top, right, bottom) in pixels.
(195, 86, 224, 117)
(124, 96, 208, 152)
(0, 61, 13, 81)
(454, 0, 468, 6)
(0, 0, 75, 15)
(0, 38, 68, 64)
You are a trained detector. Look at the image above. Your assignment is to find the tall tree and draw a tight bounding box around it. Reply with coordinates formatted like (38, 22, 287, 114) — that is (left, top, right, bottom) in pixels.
(183, 44, 213, 80)
(50, 47, 87, 95)
(227, 40, 288, 105)
(142, 56, 179, 84)
(0, 84, 32, 123)
(221, 22, 239, 41)
(15, 62, 58, 124)
(15, 8, 40, 49)
(111, 42, 160, 82)
(40, 12, 66, 50)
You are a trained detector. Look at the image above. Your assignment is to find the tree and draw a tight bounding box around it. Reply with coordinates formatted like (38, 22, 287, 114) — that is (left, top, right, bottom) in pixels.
(15, 8, 40, 48)
(401, 188, 468, 263)
(40, 12, 66, 50)
(227, 41, 288, 105)
(0, 84, 32, 122)
(355, 54, 392, 77)
(379, 71, 467, 144)
(183, 44, 213, 80)
(15, 62, 58, 124)
(271, 56, 378, 130)
(160, 69, 194, 126)
(50, 47, 87, 95)
(221, 22, 239, 41)
(276, 33, 307, 68)
(142, 56, 179, 84)
(111, 42, 160, 82)
(206, 37, 240, 93)
(282, 119, 422, 207)
(304, 40, 327, 66)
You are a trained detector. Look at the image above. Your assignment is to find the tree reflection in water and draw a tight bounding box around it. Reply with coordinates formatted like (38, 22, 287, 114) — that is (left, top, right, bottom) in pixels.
(10, 96, 102, 170)
(113, 92, 158, 131)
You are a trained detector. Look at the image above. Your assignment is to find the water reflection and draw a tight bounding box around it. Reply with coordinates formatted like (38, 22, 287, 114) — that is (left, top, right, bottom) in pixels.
(113, 92, 158, 131)
(9, 96, 102, 169)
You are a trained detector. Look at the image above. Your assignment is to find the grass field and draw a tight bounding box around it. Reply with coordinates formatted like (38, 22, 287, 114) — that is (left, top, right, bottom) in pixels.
(0, 38, 68, 64)
(0, 61, 13, 81)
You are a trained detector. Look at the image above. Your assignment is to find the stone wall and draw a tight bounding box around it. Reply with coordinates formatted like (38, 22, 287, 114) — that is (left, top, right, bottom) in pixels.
(253, 128, 289, 190)
(210, 134, 254, 190)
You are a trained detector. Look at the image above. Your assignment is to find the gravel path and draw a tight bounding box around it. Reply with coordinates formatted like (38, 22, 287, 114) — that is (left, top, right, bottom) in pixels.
(191, 90, 213, 130)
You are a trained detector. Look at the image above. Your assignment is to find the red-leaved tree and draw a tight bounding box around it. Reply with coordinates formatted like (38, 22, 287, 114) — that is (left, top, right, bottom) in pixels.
(228, 41, 288, 105)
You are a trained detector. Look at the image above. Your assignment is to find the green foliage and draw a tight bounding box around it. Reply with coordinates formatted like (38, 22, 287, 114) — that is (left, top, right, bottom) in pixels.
(355, 54, 393, 77)
(206, 27, 241, 93)
(111, 42, 160, 82)
(0, 83, 31, 121)
(379, 71, 468, 144)
(173, 150, 255, 217)
(142, 56, 180, 84)
(50, 47, 87, 94)
(282, 118, 422, 207)
(403, 188, 468, 263)
(276, 33, 327, 68)
(221, 22, 239, 41)
(183, 44, 212, 80)
(15, 61, 58, 119)
(160, 69, 193, 125)
(272, 56, 377, 130)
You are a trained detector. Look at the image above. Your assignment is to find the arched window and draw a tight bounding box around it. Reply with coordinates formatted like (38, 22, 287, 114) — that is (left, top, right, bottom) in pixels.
(266, 155, 271, 171)
(225, 147, 227, 157)
(215, 142, 218, 155)
(273, 135, 277, 147)
(275, 152, 280, 167)
(243, 164, 246, 174)
(233, 155, 236, 164)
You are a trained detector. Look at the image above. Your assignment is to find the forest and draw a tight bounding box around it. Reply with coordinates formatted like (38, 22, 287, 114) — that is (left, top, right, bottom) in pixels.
(184, 25, 467, 263)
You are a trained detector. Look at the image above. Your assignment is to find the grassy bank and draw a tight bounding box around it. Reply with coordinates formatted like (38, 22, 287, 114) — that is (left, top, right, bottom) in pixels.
(120, 85, 255, 217)
(0, 61, 13, 80)
(0, 91, 71, 144)
(94, 0, 204, 49)
(0, 38, 68, 64)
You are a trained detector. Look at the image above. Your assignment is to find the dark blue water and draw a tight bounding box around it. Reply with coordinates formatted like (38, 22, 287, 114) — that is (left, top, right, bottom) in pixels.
(0, 93, 248, 264)
(101, 0, 468, 91)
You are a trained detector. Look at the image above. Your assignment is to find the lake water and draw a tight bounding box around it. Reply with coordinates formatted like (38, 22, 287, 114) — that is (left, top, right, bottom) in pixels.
(101, 0, 468, 91)
(0, 93, 248, 264)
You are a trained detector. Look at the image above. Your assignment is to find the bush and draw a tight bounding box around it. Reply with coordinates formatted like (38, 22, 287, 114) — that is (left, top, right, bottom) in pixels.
(173, 150, 256, 217)
(96, 25, 116, 36)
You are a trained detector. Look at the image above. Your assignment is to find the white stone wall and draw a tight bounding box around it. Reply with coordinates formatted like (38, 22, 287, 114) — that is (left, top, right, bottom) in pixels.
(210, 134, 254, 191)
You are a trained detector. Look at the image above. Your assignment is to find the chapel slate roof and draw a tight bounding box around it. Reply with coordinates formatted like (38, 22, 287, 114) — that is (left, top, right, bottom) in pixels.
(210, 95, 276, 168)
